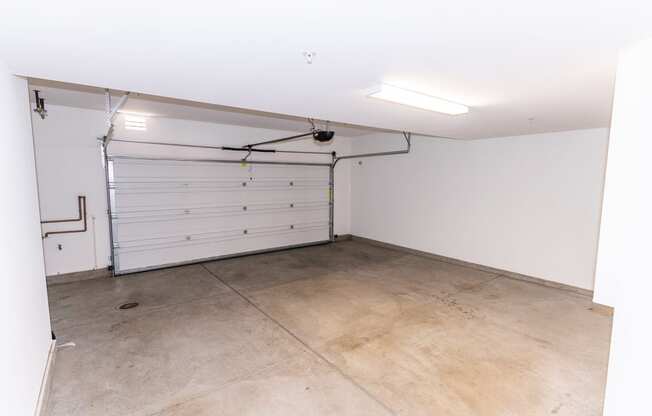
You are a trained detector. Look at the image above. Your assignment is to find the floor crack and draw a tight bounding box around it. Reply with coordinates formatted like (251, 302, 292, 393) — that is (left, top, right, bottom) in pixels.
(199, 263, 397, 416)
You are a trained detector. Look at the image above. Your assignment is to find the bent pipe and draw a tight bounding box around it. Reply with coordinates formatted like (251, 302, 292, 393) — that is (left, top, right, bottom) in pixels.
(41, 195, 85, 224)
(42, 196, 87, 238)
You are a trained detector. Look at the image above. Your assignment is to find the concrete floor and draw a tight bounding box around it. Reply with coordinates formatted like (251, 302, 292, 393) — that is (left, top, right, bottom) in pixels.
(45, 240, 612, 416)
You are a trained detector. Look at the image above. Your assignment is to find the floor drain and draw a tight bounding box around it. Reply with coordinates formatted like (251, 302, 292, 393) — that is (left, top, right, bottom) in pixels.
(118, 302, 139, 310)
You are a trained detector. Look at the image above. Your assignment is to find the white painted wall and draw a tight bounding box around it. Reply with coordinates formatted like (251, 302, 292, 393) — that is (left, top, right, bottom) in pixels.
(351, 129, 609, 290)
(32, 104, 351, 275)
(592, 39, 651, 308)
(596, 38, 652, 416)
(32, 105, 110, 275)
(0, 62, 52, 415)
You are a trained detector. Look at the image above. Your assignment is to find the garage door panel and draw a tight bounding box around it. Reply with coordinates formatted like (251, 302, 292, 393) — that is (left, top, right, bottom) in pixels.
(250, 164, 329, 179)
(113, 188, 328, 209)
(114, 208, 329, 241)
(114, 191, 246, 208)
(114, 191, 243, 209)
(108, 157, 331, 274)
(113, 200, 328, 220)
(114, 227, 328, 272)
(111, 159, 328, 180)
(244, 189, 328, 204)
(112, 159, 247, 179)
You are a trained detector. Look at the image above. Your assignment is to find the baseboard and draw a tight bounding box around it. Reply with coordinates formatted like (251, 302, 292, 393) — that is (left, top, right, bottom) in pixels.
(46, 267, 111, 286)
(334, 233, 353, 241)
(351, 235, 593, 298)
(34, 339, 56, 416)
(589, 302, 614, 316)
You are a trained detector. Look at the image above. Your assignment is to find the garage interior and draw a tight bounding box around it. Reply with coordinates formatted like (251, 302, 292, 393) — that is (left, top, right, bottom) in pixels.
(2, 3, 652, 416)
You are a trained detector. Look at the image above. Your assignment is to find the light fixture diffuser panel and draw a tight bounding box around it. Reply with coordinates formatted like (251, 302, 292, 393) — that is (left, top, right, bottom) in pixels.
(368, 84, 469, 115)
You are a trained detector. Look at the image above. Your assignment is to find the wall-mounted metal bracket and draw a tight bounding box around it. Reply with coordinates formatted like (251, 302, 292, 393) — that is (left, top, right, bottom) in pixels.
(33, 90, 47, 119)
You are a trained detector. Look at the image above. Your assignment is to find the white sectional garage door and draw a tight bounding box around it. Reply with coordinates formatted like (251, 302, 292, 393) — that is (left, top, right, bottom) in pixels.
(107, 157, 331, 275)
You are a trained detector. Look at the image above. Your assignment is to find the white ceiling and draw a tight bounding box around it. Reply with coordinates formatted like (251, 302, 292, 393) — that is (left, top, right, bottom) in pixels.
(2, 1, 652, 139)
(28, 79, 379, 137)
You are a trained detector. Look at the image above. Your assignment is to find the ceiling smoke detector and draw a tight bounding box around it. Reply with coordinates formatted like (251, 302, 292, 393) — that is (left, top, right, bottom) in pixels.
(303, 51, 316, 64)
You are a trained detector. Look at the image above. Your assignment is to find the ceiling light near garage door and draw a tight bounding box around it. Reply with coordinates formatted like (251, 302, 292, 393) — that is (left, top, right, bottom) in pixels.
(125, 115, 147, 131)
(368, 84, 469, 115)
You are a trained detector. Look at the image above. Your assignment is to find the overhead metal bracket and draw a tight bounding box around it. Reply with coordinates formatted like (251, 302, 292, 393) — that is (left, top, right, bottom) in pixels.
(103, 89, 130, 145)
(333, 132, 411, 167)
(247, 131, 315, 148)
(105, 90, 130, 126)
(245, 118, 330, 148)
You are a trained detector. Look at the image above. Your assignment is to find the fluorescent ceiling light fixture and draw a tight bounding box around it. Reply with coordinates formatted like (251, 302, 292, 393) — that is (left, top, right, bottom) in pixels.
(368, 84, 469, 115)
(125, 115, 146, 131)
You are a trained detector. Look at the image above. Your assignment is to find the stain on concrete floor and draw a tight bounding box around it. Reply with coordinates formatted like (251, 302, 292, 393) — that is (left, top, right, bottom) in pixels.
(45, 240, 612, 416)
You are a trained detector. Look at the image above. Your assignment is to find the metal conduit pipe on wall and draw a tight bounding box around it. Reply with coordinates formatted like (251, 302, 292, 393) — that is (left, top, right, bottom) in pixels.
(40, 195, 88, 238)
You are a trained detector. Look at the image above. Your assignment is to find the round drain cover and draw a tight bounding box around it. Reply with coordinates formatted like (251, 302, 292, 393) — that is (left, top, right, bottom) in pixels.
(118, 302, 139, 310)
